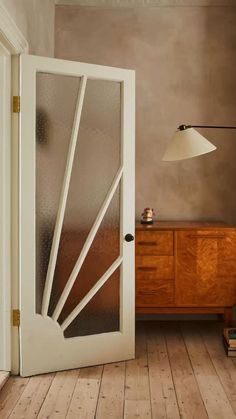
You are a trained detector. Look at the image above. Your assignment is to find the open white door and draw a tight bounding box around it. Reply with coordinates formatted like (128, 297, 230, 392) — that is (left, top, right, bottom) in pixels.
(19, 54, 135, 377)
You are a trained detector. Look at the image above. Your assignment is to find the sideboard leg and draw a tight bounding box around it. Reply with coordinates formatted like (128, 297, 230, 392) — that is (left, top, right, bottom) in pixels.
(223, 308, 235, 327)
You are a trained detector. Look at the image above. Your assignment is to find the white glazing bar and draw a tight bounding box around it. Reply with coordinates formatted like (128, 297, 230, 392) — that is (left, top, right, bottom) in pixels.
(41, 75, 87, 317)
(61, 256, 123, 331)
(52, 167, 123, 321)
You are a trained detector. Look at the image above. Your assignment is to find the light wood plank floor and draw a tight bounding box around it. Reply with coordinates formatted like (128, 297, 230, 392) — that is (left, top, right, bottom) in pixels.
(1, 321, 236, 419)
(0, 372, 9, 392)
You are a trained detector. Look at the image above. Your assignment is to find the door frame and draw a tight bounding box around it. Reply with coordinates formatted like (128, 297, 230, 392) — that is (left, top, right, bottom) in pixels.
(0, 2, 28, 373)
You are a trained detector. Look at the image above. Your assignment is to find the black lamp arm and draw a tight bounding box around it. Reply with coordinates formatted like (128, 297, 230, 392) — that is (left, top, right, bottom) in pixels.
(179, 124, 236, 131)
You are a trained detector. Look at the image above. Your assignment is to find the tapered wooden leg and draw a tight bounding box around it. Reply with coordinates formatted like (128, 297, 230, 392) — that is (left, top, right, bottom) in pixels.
(223, 308, 234, 327)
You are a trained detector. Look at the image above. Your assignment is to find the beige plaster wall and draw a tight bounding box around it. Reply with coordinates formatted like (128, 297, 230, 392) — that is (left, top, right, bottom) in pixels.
(55, 5, 236, 224)
(1, 0, 55, 56)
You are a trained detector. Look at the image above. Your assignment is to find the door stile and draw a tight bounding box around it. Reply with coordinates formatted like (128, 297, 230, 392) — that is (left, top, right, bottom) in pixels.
(120, 76, 135, 340)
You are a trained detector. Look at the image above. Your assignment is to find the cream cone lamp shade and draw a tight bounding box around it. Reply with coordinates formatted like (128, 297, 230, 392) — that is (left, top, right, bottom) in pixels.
(162, 126, 217, 162)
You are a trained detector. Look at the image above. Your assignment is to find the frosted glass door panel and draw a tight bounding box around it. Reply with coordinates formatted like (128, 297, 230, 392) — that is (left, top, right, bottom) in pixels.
(48, 79, 121, 319)
(36, 74, 121, 337)
(50, 185, 120, 325)
(36, 73, 81, 313)
(64, 270, 120, 338)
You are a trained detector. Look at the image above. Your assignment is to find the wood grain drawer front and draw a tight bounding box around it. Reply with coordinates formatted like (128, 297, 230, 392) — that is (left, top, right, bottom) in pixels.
(136, 256, 174, 280)
(136, 278, 174, 306)
(136, 231, 173, 256)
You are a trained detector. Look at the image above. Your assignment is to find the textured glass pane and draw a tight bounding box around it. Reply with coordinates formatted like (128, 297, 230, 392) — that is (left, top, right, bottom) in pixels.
(54, 185, 120, 324)
(48, 79, 121, 319)
(36, 73, 81, 313)
(63, 269, 120, 338)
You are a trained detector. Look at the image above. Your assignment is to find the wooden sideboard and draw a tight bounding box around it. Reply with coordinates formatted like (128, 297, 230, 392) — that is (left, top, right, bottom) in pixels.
(135, 221, 236, 324)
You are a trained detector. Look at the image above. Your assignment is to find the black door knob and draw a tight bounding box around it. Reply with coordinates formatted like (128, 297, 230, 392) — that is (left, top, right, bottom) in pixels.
(125, 234, 134, 242)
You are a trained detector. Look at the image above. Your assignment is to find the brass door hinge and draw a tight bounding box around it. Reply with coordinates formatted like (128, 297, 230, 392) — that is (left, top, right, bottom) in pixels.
(13, 96, 20, 113)
(12, 309, 20, 327)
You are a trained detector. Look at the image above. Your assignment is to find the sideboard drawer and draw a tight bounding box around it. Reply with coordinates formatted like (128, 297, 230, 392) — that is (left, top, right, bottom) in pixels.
(136, 255, 174, 280)
(136, 278, 174, 306)
(136, 230, 173, 255)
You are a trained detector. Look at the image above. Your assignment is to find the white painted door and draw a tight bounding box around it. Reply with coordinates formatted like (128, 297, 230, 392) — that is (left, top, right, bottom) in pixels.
(19, 54, 135, 377)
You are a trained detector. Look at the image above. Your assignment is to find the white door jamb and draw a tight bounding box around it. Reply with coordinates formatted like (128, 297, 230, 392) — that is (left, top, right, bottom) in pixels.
(0, 1, 28, 374)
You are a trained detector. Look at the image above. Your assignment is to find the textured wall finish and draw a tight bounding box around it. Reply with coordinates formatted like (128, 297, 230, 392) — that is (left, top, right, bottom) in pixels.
(56, 1, 236, 6)
(0, 0, 55, 56)
(55, 5, 236, 224)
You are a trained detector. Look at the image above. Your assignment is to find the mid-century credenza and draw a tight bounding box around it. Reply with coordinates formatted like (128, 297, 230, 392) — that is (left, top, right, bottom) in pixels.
(136, 221, 236, 325)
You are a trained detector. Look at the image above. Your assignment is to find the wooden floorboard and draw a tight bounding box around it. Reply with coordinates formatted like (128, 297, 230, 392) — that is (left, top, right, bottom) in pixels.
(8, 373, 55, 419)
(66, 366, 103, 419)
(1, 321, 236, 419)
(181, 322, 235, 419)
(199, 322, 236, 416)
(164, 322, 209, 419)
(124, 323, 152, 419)
(96, 362, 125, 419)
(0, 372, 9, 392)
(37, 369, 79, 419)
(0, 376, 29, 418)
(146, 322, 180, 419)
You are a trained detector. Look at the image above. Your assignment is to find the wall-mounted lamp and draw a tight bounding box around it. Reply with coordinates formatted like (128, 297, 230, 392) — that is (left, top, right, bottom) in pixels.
(162, 124, 236, 162)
